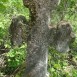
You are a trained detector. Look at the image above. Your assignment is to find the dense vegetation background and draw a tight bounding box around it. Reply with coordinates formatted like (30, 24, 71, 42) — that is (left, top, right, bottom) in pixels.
(0, 0, 77, 77)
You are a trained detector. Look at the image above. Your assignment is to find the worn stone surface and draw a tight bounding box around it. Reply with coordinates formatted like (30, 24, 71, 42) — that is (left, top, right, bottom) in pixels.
(22, 0, 75, 77)
(0, 54, 7, 70)
(22, 0, 59, 77)
(9, 15, 28, 47)
(55, 21, 75, 52)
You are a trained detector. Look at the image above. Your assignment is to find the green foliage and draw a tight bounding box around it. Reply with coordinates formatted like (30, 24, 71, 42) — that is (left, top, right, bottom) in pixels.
(0, 0, 77, 77)
(50, 2, 77, 76)
(0, 3, 6, 13)
(0, 0, 29, 75)
(0, 0, 29, 44)
(48, 46, 77, 77)
(0, 0, 8, 2)
(7, 45, 26, 67)
(5, 44, 27, 74)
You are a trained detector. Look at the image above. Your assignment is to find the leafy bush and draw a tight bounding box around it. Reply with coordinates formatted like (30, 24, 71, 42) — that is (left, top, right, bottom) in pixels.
(4, 44, 27, 74)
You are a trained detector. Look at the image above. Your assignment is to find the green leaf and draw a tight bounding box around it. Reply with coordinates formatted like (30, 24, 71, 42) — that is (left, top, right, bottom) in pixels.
(0, 3, 6, 13)
(1, 0, 8, 2)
